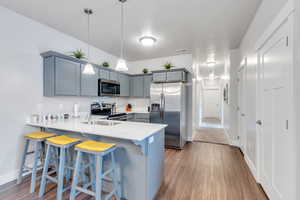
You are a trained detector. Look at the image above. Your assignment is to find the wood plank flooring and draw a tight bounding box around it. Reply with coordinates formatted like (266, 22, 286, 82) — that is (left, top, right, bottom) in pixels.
(0, 143, 267, 200)
(156, 143, 267, 200)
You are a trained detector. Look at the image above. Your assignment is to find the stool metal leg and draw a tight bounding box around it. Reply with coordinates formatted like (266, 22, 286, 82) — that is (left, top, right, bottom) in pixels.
(70, 151, 82, 200)
(39, 144, 52, 197)
(88, 154, 96, 192)
(95, 154, 103, 200)
(57, 147, 66, 200)
(111, 151, 121, 200)
(30, 141, 40, 193)
(17, 139, 29, 184)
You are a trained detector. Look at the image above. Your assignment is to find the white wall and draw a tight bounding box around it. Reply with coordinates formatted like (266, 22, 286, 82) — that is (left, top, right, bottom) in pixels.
(239, 0, 288, 175)
(128, 54, 193, 74)
(0, 6, 133, 185)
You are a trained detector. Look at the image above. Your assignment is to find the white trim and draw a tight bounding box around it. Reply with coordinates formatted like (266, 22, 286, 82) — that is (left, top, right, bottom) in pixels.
(255, 0, 294, 51)
(244, 153, 258, 182)
(0, 170, 18, 186)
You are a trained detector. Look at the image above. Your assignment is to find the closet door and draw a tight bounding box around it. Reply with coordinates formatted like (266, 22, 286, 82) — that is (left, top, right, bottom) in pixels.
(259, 17, 293, 200)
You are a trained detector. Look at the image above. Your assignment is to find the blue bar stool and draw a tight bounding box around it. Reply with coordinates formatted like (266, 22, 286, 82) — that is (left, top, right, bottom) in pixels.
(70, 140, 121, 200)
(17, 131, 56, 193)
(38, 135, 80, 200)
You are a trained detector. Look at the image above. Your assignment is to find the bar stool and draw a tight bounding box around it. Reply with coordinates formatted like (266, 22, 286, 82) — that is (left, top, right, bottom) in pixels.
(39, 135, 80, 200)
(17, 131, 56, 193)
(70, 140, 121, 200)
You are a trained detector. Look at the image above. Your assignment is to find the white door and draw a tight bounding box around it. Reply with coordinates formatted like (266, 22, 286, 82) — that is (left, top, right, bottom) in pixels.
(202, 89, 220, 119)
(259, 18, 293, 200)
(238, 65, 247, 152)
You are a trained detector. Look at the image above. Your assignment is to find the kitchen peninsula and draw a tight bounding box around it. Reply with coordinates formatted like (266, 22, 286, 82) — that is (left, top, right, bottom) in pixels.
(27, 118, 167, 200)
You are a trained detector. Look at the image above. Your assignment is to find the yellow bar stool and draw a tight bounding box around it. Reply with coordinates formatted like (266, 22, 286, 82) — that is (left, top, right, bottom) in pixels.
(17, 131, 56, 193)
(38, 135, 81, 200)
(70, 140, 121, 200)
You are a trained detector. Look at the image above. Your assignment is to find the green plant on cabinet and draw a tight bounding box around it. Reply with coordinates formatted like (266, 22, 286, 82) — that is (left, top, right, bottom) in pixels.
(70, 49, 86, 60)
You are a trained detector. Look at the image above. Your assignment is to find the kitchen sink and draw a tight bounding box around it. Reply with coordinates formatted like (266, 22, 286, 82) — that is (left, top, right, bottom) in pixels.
(82, 121, 121, 126)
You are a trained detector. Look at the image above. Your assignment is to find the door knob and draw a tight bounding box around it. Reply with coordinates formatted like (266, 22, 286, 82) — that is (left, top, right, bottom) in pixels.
(241, 113, 245, 117)
(256, 120, 262, 126)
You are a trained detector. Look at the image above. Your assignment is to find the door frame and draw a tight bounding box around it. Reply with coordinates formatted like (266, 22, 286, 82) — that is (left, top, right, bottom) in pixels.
(255, 0, 295, 196)
(237, 58, 247, 152)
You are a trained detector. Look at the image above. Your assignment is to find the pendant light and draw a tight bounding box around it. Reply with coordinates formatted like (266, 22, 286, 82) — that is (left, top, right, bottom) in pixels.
(116, 0, 128, 71)
(83, 8, 95, 75)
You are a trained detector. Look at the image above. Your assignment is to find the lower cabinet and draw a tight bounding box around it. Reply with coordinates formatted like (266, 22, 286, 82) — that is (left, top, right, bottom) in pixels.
(127, 113, 150, 123)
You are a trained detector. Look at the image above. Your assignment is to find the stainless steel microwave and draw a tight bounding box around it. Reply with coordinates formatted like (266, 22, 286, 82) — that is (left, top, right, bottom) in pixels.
(98, 79, 120, 96)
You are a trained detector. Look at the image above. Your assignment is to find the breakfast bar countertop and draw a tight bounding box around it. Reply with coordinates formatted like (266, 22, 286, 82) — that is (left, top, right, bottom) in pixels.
(26, 118, 167, 142)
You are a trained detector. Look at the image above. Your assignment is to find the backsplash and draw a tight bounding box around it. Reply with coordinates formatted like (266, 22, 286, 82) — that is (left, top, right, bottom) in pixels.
(30, 96, 150, 116)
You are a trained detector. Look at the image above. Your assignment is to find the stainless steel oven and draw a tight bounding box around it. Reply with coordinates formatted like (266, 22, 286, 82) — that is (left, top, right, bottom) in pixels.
(98, 79, 120, 96)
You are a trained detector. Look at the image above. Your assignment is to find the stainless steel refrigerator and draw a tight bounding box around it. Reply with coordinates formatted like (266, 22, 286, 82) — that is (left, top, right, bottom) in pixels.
(150, 82, 187, 149)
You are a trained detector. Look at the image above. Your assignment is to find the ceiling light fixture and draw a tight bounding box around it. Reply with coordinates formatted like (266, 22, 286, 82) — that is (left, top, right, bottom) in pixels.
(83, 8, 95, 75)
(139, 36, 157, 47)
(116, 0, 128, 72)
(206, 61, 216, 67)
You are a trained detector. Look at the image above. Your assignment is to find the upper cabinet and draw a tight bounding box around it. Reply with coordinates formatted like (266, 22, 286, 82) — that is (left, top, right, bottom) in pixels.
(43, 55, 81, 97)
(152, 72, 166, 82)
(119, 73, 130, 97)
(81, 65, 99, 97)
(130, 74, 152, 98)
(152, 69, 187, 83)
(143, 75, 152, 98)
(109, 71, 119, 82)
(130, 76, 144, 97)
(99, 68, 109, 80)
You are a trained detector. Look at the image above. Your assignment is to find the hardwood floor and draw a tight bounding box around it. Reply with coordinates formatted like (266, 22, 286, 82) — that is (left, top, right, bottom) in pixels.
(194, 127, 229, 145)
(156, 143, 267, 200)
(0, 143, 267, 200)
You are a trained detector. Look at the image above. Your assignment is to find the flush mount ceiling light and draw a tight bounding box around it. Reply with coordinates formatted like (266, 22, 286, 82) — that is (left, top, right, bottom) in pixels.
(82, 8, 96, 75)
(206, 61, 216, 67)
(116, 0, 128, 72)
(139, 36, 157, 47)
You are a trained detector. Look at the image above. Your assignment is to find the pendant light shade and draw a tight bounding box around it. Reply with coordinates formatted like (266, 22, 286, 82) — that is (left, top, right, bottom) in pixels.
(83, 8, 95, 75)
(116, 0, 128, 71)
(83, 63, 95, 74)
(116, 58, 128, 72)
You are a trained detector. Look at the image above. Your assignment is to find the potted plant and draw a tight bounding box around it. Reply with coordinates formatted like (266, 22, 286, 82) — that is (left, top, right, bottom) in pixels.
(143, 68, 149, 74)
(164, 62, 174, 70)
(70, 49, 86, 60)
(102, 61, 110, 68)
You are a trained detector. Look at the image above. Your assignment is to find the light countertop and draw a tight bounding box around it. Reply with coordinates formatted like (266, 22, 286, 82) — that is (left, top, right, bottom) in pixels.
(26, 118, 166, 142)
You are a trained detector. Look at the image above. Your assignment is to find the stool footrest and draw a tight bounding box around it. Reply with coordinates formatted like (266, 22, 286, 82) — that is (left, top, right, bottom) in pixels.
(75, 186, 95, 196)
(46, 175, 58, 183)
(103, 168, 114, 177)
(104, 188, 117, 200)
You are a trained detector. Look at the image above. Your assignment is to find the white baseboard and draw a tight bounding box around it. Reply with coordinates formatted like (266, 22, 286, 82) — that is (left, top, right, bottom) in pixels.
(0, 170, 18, 186)
(244, 153, 258, 182)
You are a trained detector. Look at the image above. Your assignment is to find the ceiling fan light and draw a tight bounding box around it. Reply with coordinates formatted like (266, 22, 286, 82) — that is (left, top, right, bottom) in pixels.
(83, 63, 95, 75)
(116, 59, 128, 71)
(139, 36, 157, 46)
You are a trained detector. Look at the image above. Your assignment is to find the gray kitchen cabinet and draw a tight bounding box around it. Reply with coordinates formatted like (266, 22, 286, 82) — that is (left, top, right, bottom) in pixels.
(54, 57, 81, 96)
(143, 75, 152, 98)
(130, 76, 144, 97)
(166, 71, 185, 82)
(119, 73, 130, 97)
(80, 65, 99, 96)
(109, 71, 119, 82)
(128, 113, 150, 123)
(99, 69, 109, 80)
(152, 72, 166, 82)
